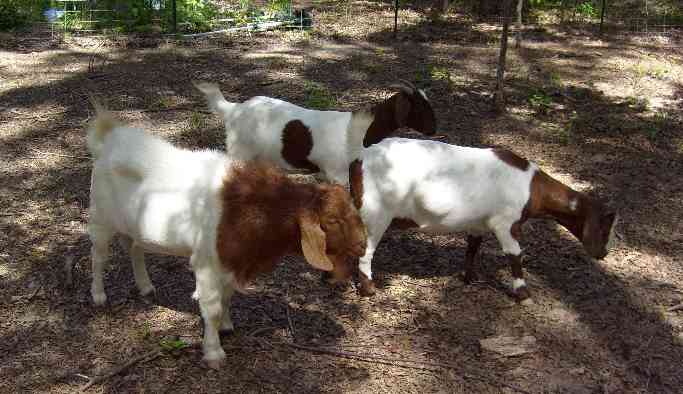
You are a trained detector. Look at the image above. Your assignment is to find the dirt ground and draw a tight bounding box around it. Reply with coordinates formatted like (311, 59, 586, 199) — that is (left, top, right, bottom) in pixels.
(2, 4, 683, 393)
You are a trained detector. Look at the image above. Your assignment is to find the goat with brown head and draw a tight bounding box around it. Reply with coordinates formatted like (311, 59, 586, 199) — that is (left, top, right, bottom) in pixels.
(217, 162, 367, 290)
(363, 80, 437, 147)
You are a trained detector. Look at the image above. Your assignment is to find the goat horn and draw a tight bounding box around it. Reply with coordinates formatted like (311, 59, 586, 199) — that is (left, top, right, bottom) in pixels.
(398, 79, 417, 91)
(390, 82, 413, 95)
(389, 84, 412, 95)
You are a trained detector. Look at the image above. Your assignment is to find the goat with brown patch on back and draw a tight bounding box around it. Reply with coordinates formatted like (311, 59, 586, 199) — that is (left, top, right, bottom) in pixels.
(195, 80, 436, 185)
(349, 138, 617, 301)
(86, 106, 367, 369)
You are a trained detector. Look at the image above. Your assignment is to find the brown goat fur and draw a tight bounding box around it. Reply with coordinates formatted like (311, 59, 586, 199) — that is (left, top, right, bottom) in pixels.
(525, 170, 616, 259)
(363, 90, 437, 147)
(216, 161, 367, 289)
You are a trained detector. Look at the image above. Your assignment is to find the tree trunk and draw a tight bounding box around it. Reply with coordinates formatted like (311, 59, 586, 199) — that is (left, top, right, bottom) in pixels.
(442, 0, 449, 14)
(514, 0, 523, 48)
(493, 0, 512, 114)
(599, 0, 607, 33)
(394, 0, 398, 38)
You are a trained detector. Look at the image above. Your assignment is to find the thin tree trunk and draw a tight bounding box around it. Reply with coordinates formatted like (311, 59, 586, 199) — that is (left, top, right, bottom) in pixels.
(494, 0, 512, 114)
(394, 0, 399, 38)
(599, 0, 607, 33)
(514, 0, 523, 48)
(442, 0, 449, 14)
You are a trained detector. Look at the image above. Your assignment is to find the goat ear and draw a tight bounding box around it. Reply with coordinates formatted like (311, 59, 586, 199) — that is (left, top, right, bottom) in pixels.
(298, 211, 334, 271)
(394, 93, 411, 127)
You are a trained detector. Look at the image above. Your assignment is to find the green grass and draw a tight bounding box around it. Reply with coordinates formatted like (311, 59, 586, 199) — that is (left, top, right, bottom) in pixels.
(188, 111, 205, 131)
(528, 90, 553, 114)
(159, 338, 190, 352)
(303, 81, 336, 110)
(150, 95, 173, 110)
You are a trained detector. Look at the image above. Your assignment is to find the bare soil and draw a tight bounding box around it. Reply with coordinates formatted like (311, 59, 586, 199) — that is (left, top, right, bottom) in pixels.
(1, 5, 683, 393)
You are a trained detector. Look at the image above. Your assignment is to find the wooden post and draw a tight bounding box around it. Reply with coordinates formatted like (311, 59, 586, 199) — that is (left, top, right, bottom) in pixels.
(493, 0, 512, 114)
(394, 0, 398, 38)
(172, 0, 177, 33)
(599, 0, 607, 33)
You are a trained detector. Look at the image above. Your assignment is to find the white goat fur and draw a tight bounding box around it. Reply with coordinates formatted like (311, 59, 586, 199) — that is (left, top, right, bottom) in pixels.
(355, 138, 617, 296)
(357, 138, 532, 281)
(196, 82, 373, 184)
(87, 117, 238, 366)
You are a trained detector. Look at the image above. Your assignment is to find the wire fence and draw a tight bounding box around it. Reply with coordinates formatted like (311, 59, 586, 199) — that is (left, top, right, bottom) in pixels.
(25, 0, 683, 48)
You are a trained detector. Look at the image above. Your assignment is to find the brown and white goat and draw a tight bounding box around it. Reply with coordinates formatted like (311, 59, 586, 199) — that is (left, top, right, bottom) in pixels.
(349, 138, 617, 300)
(195, 80, 437, 185)
(87, 110, 367, 368)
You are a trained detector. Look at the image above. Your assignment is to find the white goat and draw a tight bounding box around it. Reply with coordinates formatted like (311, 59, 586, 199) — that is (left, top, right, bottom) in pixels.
(349, 138, 618, 300)
(86, 107, 367, 368)
(194, 80, 437, 185)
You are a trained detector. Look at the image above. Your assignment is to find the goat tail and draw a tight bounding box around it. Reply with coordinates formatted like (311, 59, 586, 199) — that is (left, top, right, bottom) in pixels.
(86, 96, 116, 159)
(193, 81, 232, 115)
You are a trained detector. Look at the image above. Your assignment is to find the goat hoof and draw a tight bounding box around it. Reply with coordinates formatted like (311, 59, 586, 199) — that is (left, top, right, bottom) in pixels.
(513, 286, 532, 304)
(219, 319, 234, 335)
(320, 271, 333, 284)
(203, 350, 227, 370)
(138, 284, 156, 297)
(204, 357, 225, 370)
(358, 274, 376, 297)
(91, 291, 107, 306)
(463, 272, 478, 285)
(219, 328, 234, 337)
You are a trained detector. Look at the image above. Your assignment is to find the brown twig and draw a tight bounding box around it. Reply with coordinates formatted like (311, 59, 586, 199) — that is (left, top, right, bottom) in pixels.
(277, 341, 531, 393)
(64, 254, 75, 288)
(29, 150, 91, 160)
(247, 326, 276, 338)
(667, 303, 683, 312)
(286, 290, 297, 341)
(27, 283, 43, 301)
(79, 349, 161, 392)
(142, 107, 212, 114)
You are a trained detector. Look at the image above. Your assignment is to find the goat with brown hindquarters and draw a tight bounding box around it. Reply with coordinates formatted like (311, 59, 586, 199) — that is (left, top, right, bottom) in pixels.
(195, 80, 436, 185)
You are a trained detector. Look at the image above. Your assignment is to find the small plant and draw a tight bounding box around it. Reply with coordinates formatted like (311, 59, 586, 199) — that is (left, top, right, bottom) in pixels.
(528, 90, 552, 114)
(557, 128, 572, 145)
(646, 110, 669, 140)
(430, 66, 451, 82)
(630, 63, 648, 93)
(267, 0, 291, 16)
(189, 111, 205, 131)
(141, 321, 152, 339)
(159, 338, 189, 352)
(674, 139, 683, 154)
(0, 0, 31, 31)
(415, 64, 450, 87)
(361, 60, 384, 74)
(267, 57, 289, 70)
(549, 71, 563, 90)
(647, 65, 669, 80)
(575, 2, 597, 19)
(151, 96, 173, 110)
(303, 81, 336, 110)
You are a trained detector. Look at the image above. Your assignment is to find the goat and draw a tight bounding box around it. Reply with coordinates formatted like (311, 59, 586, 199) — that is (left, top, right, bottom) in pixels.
(86, 106, 367, 368)
(349, 138, 617, 301)
(194, 80, 437, 185)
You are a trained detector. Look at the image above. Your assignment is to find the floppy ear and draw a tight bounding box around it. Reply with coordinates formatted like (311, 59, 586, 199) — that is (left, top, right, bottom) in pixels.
(298, 210, 334, 271)
(393, 93, 411, 127)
